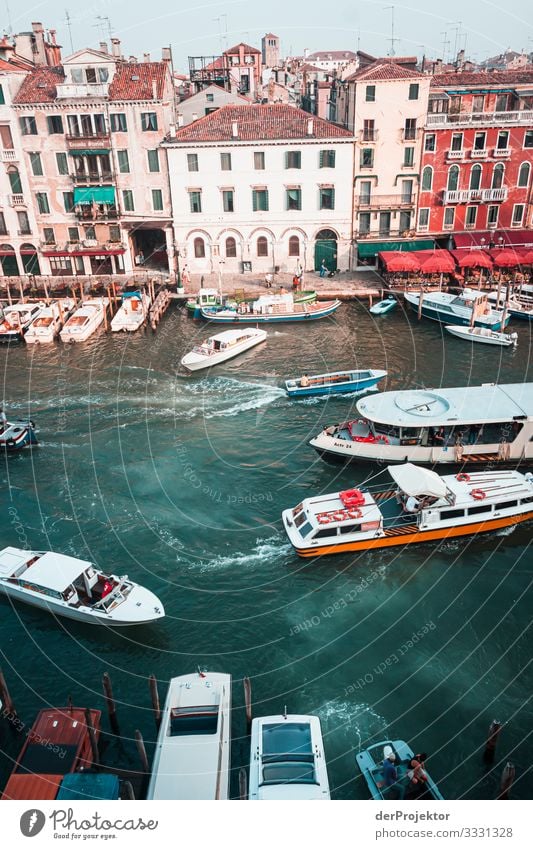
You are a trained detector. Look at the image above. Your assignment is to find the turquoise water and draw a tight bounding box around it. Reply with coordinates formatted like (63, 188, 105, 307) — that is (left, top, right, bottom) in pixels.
(0, 301, 532, 799)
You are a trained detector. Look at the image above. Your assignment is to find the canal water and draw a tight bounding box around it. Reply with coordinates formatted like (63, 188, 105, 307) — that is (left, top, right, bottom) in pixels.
(0, 300, 531, 799)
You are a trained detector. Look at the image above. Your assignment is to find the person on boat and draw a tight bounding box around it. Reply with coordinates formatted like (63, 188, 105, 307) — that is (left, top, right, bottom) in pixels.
(296, 261, 303, 286)
(300, 374, 310, 387)
(381, 753, 398, 787)
(292, 275, 299, 291)
(433, 426, 445, 447)
(102, 580, 114, 598)
(404, 495, 420, 513)
(407, 756, 428, 795)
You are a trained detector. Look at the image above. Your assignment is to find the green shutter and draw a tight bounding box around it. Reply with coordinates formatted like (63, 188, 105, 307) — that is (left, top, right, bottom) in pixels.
(252, 190, 258, 212)
(319, 150, 324, 168)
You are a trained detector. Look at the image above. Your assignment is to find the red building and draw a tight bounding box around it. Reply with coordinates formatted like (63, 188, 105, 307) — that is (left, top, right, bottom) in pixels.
(417, 70, 533, 247)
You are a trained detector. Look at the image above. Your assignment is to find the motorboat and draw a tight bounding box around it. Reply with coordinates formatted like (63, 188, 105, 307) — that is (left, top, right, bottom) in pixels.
(110, 290, 151, 332)
(187, 288, 317, 319)
(445, 325, 517, 347)
(356, 740, 443, 801)
(249, 713, 330, 800)
(310, 382, 533, 466)
(487, 291, 533, 321)
(201, 293, 341, 323)
(404, 289, 508, 330)
(369, 297, 397, 316)
(282, 464, 533, 558)
(147, 670, 231, 800)
(59, 298, 109, 342)
(285, 369, 387, 398)
(0, 302, 43, 343)
(181, 327, 267, 372)
(1, 706, 101, 800)
(25, 299, 76, 344)
(0, 416, 38, 451)
(0, 546, 164, 625)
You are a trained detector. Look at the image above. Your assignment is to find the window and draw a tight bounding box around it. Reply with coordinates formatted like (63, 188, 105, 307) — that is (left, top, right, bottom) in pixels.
(122, 190, 134, 211)
(86, 67, 97, 84)
(495, 94, 509, 113)
(56, 152, 68, 175)
(469, 164, 482, 190)
(288, 235, 300, 257)
(110, 113, 127, 132)
(17, 211, 31, 234)
(472, 94, 484, 113)
(285, 151, 301, 169)
(49, 256, 73, 275)
(449, 95, 461, 114)
(379, 212, 391, 236)
(421, 166, 433, 191)
(492, 163, 504, 189)
(286, 188, 302, 210)
(220, 152, 232, 171)
(474, 131, 486, 151)
(359, 181, 371, 203)
(447, 165, 459, 191)
(362, 119, 375, 142)
(518, 162, 530, 188)
(47, 115, 63, 134)
(194, 237, 205, 258)
(403, 147, 414, 167)
(109, 225, 121, 242)
(43, 227, 55, 244)
(408, 83, 419, 100)
(365, 85, 375, 102)
(8, 168, 22, 194)
(254, 151, 265, 170)
(443, 207, 455, 229)
(359, 212, 371, 235)
(0, 212, 7, 236)
(36, 192, 50, 214)
(495, 500, 518, 511)
(29, 152, 43, 176)
(187, 153, 198, 172)
(117, 150, 130, 173)
(257, 236, 268, 256)
(206, 92, 214, 102)
(360, 148, 374, 168)
(442, 508, 465, 520)
(189, 191, 202, 213)
(141, 112, 158, 131)
(451, 132, 463, 151)
(424, 134, 436, 152)
(19, 115, 37, 135)
(84, 225, 96, 240)
(319, 149, 336, 167)
(401, 179, 413, 203)
(404, 118, 416, 140)
(319, 187, 335, 209)
(0, 84, 4, 105)
(466, 206, 477, 227)
(147, 150, 160, 172)
(252, 189, 269, 211)
(68, 226, 79, 242)
(487, 205, 498, 227)
(512, 204, 524, 226)
(524, 130, 533, 148)
(222, 190, 234, 212)
(418, 208, 430, 228)
(152, 189, 163, 211)
(497, 130, 509, 150)
(63, 191, 74, 213)
(225, 237, 237, 257)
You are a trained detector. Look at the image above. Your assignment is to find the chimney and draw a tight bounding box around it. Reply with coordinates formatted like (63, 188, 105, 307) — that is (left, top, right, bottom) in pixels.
(177, 114, 184, 127)
(307, 118, 314, 136)
(169, 122, 176, 137)
(192, 112, 198, 121)
(100, 41, 108, 54)
(144, 52, 151, 63)
(49, 29, 57, 45)
(434, 58, 443, 73)
(304, 47, 309, 58)
(232, 121, 239, 138)
(152, 79, 158, 99)
(32, 22, 44, 34)
(111, 37, 121, 58)
(162, 47, 171, 62)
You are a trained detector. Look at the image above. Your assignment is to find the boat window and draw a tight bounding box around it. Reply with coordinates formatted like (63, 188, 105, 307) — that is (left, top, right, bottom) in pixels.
(313, 528, 336, 539)
(292, 503, 303, 517)
(339, 524, 360, 535)
(520, 496, 533, 504)
(298, 521, 313, 538)
(294, 511, 307, 529)
(467, 504, 492, 516)
(441, 508, 464, 520)
(261, 761, 317, 785)
(495, 500, 518, 510)
(170, 706, 219, 736)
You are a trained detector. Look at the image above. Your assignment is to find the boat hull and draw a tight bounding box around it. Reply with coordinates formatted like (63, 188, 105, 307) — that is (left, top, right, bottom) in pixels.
(404, 293, 508, 330)
(201, 300, 340, 323)
(310, 439, 530, 468)
(287, 376, 384, 398)
(369, 300, 397, 315)
(0, 422, 38, 451)
(181, 330, 266, 371)
(445, 326, 516, 346)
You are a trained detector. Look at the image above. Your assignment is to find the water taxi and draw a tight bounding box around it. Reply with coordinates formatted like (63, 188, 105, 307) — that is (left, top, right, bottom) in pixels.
(59, 297, 108, 342)
(445, 325, 517, 347)
(147, 670, 231, 800)
(369, 297, 397, 316)
(0, 302, 43, 343)
(202, 293, 341, 323)
(356, 740, 443, 801)
(310, 383, 533, 466)
(249, 713, 330, 800)
(25, 298, 76, 344)
(404, 289, 508, 330)
(0, 547, 164, 625)
(111, 291, 151, 332)
(181, 328, 267, 372)
(285, 369, 387, 398)
(0, 416, 38, 451)
(282, 464, 533, 557)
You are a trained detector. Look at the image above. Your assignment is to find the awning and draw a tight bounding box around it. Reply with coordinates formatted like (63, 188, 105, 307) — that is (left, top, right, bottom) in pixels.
(517, 89, 533, 97)
(73, 186, 115, 205)
(429, 92, 449, 100)
(414, 249, 456, 274)
(454, 230, 533, 250)
(388, 463, 447, 499)
(358, 238, 434, 258)
(453, 250, 493, 269)
(489, 248, 526, 268)
(69, 149, 110, 156)
(378, 251, 420, 272)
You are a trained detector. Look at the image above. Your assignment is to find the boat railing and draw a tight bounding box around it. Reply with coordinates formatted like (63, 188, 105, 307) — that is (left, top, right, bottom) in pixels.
(214, 693, 225, 800)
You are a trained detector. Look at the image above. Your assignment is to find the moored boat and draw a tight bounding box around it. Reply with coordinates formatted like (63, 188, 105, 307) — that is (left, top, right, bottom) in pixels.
(0, 546, 164, 625)
(187, 288, 317, 318)
(146, 670, 231, 800)
(0, 302, 43, 343)
(445, 325, 517, 347)
(59, 297, 108, 342)
(487, 291, 533, 321)
(285, 368, 387, 398)
(202, 293, 340, 323)
(181, 327, 266, 371)
(356, 740, 443, 801)
(249, 713, 330, 800)
(282, 463, 533, 557)
(110, 290, 151, 332)
(405, 289, 508, 330)
(25, 298, 76, 344)
(0, 417, 38, 451)
(369, 297, 397, 316)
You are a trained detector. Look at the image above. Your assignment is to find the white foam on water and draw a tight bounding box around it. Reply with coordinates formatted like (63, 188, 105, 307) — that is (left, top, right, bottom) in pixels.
(317, 699, 388, 750)
(495, 524, 517, 537)
(180, 535, 291, 573)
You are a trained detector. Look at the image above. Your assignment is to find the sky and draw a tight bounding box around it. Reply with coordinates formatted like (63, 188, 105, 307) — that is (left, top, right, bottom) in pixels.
(5, 0, 533, 73)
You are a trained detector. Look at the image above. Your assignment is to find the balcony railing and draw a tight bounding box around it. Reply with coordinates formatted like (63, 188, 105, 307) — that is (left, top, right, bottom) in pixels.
(75, 205, 118, 221)
(402, 129, 418, 141)
(9, 194, 25, 207)
(356, 193, 414, 209)
(71, 172, 114, 184)
(443, 187, 508, 204)
(56, 83, 109, 99)
(359, 129, 379, 142)
(426, 109, 533, 128)
(39, 240, 125, 252)
(1, 149, 18, 162)
(65, 133, 111, 150)
(446, 149, 465, 159)
(470, 149, 488, 158)
(355, 228, 413, 240)
(493, 148, 511, 158)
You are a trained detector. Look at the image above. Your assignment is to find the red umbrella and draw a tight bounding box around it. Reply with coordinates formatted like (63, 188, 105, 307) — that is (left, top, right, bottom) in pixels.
(519, 249, 533, 265)
(456, 251, 493, 270)
(380, 251, 420, 272)
(489, 249, 524, 268)
(416, 250, 455, 274)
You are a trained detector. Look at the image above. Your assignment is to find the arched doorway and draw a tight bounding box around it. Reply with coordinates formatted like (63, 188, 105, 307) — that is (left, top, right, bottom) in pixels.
(314, 229, 337, 271)
(20, 243, 40, 275)
(0, 244, 19, 276)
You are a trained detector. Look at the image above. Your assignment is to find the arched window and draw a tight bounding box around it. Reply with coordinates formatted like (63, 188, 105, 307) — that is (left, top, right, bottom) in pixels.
(288, 235, 300, 257)
(257, 236, 268, 257)
(469, 164, 482, 190)
(194, 237, 205, 258)
(447, 165, 459, 191)
(492, 163, 504, 189)
(7, 167, 22, 195)
(518, 162, 531, 188)
(225, 236, 237, 258)
(421, 166, 433, 192)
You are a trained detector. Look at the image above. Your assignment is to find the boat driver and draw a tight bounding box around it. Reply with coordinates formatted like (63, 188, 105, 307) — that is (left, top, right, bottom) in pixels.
(404, 495, 420, 513)
(300, 374, 310, 387)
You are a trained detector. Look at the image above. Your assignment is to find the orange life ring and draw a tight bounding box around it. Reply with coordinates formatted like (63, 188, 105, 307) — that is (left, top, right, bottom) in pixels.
(348, 508, 362, 520)
(377, 435, 390, 445)
(318, 515, 330, 525)
(456, 473, 470, 482)
(340, 488, 365, 507)
(333, 512, 345, 522)
(471, 488, 486, 500)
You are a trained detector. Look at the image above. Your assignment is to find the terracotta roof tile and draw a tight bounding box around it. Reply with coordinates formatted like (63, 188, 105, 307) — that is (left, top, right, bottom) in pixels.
(13, 67, 64, 103)
(431, 68, 533, 87)
(307, 50, 357, 61)
(346, 60, 423, 82)
(170, 103, 354, 143)
(225, 42, 261, 55)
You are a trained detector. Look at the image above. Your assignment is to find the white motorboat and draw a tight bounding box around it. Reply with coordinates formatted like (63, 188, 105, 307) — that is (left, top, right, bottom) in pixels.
(110, 291, 151, 332)
(181, 327, 267, 371)
(0, 546, 164, 625)
(405, 289, 508, 330)
(59, 298, 109, 342)
(0, 303, 43, 343)
(147, 670, 231, 800)
(445, 325, 518, 347)
(25, 299, 76, 344)
(249, 713, 330, 800)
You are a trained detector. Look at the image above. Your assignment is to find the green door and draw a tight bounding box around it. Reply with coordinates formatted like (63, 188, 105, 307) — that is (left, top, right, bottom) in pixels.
(314, 239, 337, 271)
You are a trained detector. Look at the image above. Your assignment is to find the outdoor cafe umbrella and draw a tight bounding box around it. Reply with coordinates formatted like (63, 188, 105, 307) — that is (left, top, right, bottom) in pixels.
(489, 249, 524, 268)
(380, 251, 421, 272)
(416, 250, 456, 274)
(456, 251, 493, 269)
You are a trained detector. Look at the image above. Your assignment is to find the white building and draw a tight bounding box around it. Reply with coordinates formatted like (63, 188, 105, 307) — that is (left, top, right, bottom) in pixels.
(163, 103, 355, 276)
(176, 84, 251, 127)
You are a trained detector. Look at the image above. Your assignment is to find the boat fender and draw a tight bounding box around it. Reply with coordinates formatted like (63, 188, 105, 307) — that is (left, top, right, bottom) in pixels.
(456, 473, 470, 482)
(471, 488, 486, 500)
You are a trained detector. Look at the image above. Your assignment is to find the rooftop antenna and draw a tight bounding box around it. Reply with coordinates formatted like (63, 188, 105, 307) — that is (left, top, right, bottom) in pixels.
(64, 9, 74, 53)
(449, 20, 462, 62)
(440, 31, 450, 64)
(213, 14, 228, 53)
(4, 0, 12, 34)
(384, 5, 399, 57)
(93, 15, 113, 41)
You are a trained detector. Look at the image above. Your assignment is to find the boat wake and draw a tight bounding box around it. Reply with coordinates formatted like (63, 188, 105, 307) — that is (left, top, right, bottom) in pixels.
(180, 535, 291, 573)
(317, 699, 388, 749)
(168, 376, 286, 420)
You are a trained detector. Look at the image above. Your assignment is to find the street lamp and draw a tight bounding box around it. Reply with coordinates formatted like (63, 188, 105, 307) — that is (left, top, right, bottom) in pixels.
(175, 245, 181, 286)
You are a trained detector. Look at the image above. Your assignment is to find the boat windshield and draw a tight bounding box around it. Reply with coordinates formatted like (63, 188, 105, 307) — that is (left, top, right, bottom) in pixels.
(261, 722, 316, 785)
(170, 706, 219, 736)
(262, 759, 317, 785)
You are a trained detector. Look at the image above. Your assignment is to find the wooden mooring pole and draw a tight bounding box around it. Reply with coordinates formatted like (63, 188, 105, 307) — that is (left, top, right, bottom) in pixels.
(0, 667, 16, 717)
(102, 672, 120, 735)
(135, 729, 149, 773)
(149, 674, 161, 729)
(239, 767, 248, 800)
(243, 676, 252, 735)
(84, 707, 100, 766)
(483, 719, 502, 763)
(498, 761, 515, 799)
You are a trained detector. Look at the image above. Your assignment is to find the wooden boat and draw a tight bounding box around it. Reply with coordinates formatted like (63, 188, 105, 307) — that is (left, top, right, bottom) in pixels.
(1, 706, 101, 800)
(0, 546, 164, 625)
(181, 327, 266, 372)
(187, 288, 317, 318)
(310, 382, 533, 466)
(147, 670, 231, 800)
(0, 415, 38, 451)
(59, 297, 108, 342)
(369, 297, 397, 316)
(201, 293, 341, 323)
(285, 369, 387, 398)
(445, 325, 517, 347)
(282, 464, 533, 557)
(111, 291, 151, 332)
(405, 289, 508, 330)
(0, 303, 43, 343)
(356, 740, 443, 801)
(249, 713, 330, 800)
(25, 299, 76, 344)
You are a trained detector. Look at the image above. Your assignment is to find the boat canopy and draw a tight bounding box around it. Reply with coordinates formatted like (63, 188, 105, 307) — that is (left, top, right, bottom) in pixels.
(388, 464, 447, 498)
(24, 552, 92, 592)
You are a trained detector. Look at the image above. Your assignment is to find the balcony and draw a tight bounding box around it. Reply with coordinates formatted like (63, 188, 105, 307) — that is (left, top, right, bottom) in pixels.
(443, 187, 508, 204)
(355, 228, 413, 240)
(9, 194, 25, 207)
(75, 206, 118, 221)
(1, 149, 18, 162)
(39, 240, 125, 253)
(71, 172, 114, 185)
(402, 130, 419, 141)
(56, 82, 110, 99)
(426, 109, 533, 128)
(470, 149, 488, 158)
(65, 133, 111, 151)
(356, 193, 414, 209)
(446, 149, 465, 160)
(359, 129, 379, 143)
(493, 148, 511, 158)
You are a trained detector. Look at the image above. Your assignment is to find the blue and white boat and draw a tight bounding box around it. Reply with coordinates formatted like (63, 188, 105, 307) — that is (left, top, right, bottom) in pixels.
(369, 297, 397, 316)
(0, 417, 38, 451)
(201, 293, 341, 324)
(404, 289, 508, 330)
(487, 291, 533, 322)
(356, 739, 444, 801)
(285, 368, 387, 398)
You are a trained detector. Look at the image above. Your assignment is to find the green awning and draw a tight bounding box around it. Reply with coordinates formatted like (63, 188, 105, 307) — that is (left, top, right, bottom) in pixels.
(69, 149, 110, 156)
(357, 238, 434, 258)
(73, 186, 115, 205)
